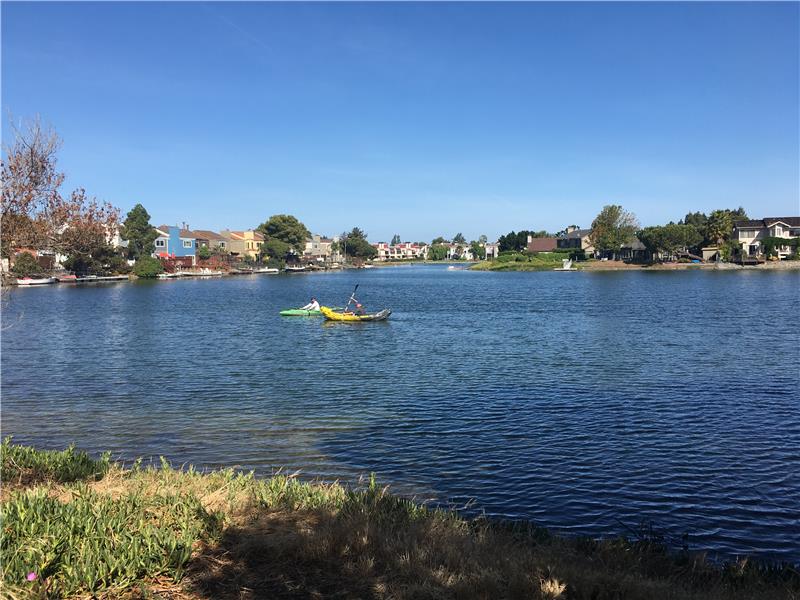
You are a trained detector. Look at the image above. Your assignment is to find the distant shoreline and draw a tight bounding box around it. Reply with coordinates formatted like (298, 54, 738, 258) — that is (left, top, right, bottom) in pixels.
(469, 259, 800, 272)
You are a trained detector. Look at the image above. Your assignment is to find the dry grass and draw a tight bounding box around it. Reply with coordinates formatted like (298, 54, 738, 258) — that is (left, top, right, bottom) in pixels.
(2, 442, 799, 600)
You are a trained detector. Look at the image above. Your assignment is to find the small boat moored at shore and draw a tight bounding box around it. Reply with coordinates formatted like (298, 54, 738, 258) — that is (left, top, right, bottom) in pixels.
(15, 277, 57, 286)
(254, 267, 279, 274)
(284, 266, 307, 273)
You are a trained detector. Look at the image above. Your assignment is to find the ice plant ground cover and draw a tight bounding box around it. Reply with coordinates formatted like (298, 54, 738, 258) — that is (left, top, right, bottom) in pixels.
(1, 440, 798, 599)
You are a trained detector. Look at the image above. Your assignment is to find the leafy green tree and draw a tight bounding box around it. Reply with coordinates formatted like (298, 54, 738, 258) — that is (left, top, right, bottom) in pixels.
(638, 224, 702, 260)
(681, 211, 707, 230)
(11, 253, 42, 277)
(478, 234, 488, 244)
(453, 232, 466, 244)
(256, 214, 310, 252)
(470, 240, 486, 260)
(63, 244, 129, 275)
(390, 234, 401, 245)
(431, 236, 447, 245)
(197, 245, 212, 260)
(637, 226, 664, 259)
(498, 231, 534, 252)
(262, 238, 291, 260)
(133, 256, 163, 278)
(705, 210, 734, 246)
(427, 244, 448, 260)
(120, 204, 157, 260)
(341, 227, 377, 259)
(590, 205, 639, 259)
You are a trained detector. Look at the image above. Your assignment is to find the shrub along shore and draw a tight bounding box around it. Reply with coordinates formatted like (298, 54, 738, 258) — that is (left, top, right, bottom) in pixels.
(1, 440, 797, 599)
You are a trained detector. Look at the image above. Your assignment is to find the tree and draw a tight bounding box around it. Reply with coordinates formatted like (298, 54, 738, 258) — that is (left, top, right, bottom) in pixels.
(197, 245, 212, 260)
(120, 203, 157, 260)
(638, 224, 703, 261)
(1, 117, 119, 263)
(478, 234, 488, 244)
(470, 240, 486, 260)
(262, 238, 291, 260)
(256, 214, 310, 252)
(590, 205, 639, 259)
(63, 243, 129, 275)
(431, 236, 447, 245)
(427, 244, 448, 260)
(390, 234, 401, 245)
(705, 210, 734, 246)
(341, 227, 377, 259)
(637, 226, 663, 259)
(11, 252, 42, 277)
(133, 256, 163, 278)
(498, 231, 534, 252)
(1, 117, 64, 258)
(452, 232, 466, 244)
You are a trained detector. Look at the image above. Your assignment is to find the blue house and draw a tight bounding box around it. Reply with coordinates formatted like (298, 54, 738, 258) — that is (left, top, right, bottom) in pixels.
(153, 225, 196, 260)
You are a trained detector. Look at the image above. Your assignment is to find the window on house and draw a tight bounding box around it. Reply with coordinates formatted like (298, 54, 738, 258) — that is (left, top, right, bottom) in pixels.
(775, 226, 783, 235)
(155, 239, 166, 248)
(183, 240, 192, 248)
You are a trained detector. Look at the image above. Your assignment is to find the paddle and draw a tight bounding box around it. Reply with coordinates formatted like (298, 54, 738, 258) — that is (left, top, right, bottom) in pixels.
(343, 283, 359, 312)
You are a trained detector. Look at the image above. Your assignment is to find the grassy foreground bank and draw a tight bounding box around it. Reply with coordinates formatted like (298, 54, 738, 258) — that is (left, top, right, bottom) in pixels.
(1, 441, 797, 600)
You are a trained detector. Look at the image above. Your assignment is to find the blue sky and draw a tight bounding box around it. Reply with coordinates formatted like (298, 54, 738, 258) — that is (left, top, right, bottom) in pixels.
(2, 2, 798, 242)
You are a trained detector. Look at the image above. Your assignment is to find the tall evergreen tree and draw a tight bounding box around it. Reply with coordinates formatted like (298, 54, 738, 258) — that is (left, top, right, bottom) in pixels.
(120, 203, 157, 260)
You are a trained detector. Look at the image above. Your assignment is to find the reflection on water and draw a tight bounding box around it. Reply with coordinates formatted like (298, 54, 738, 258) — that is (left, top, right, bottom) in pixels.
(2, 267, 799, 563)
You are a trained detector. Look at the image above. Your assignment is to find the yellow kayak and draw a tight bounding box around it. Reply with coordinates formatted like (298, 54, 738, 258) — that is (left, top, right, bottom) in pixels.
(320, 306, 391, 322)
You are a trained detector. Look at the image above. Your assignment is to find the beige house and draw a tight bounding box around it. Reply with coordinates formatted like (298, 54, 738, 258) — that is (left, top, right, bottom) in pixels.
(557, 226, 594, 255)
(732, 217, 800, 259)
(304, 234, 340, 264)
(192, 230, 228, 252)
(220, 230, 264, 259)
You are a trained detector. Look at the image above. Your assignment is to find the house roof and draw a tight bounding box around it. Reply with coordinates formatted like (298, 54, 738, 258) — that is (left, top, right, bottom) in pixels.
(192, 229, 226, 241)
(156, 225, 195, 238)
(564, 228, 592, 239)
(527, 237, 558, 252)
(225, 230, 264, 241)
(734, 217, 800, 228)
(621, 238, 646, 250)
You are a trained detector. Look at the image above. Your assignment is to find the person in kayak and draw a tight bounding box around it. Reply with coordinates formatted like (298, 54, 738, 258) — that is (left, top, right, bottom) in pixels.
(354, 303, 366, 315)
(300, 297, 320, 311)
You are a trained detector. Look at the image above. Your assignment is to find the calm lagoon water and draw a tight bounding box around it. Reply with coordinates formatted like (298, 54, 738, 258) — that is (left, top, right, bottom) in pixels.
(2, 266, 799, 563)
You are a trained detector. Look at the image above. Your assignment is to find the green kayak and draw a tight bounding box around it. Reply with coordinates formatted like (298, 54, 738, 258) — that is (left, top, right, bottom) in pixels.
(279, 309, 322, 316)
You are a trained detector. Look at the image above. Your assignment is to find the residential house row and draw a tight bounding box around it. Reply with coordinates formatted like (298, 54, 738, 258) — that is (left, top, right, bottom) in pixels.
(523, 218, 799, 261)
(371, 240, 501, 261)
(152, 225, 265, 263)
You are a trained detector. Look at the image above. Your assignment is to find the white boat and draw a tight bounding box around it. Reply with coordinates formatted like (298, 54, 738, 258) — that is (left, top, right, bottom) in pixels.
(157, 272, 181, 279)
(16, 277, 56, 286)
(254, 267, 279, 274)
(284, 266, 306, 273)
(554, 259, 577, 271)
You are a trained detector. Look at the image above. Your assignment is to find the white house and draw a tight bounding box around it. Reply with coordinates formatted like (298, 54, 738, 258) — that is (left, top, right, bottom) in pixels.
(732, 217, 800, 259)
(373, 242, 428, 261)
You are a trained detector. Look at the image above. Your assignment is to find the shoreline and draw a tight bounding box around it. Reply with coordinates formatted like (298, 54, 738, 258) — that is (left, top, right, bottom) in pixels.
(2, 441, 798, 599)
(470, 259, 800, 272)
